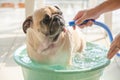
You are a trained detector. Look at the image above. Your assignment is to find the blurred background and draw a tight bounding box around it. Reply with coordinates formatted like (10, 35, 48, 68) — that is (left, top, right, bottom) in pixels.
(0, 0, 120, 80)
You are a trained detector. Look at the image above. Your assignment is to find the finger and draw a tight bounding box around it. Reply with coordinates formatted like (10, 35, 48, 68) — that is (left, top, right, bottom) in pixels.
(114, 33, 120, 40)
(73, 11, 84, 20)
(76, 18, 86, 25)
(78, 20, 93, 28)
(107, 47, 119, 59)
(73, 14, 80, 20)
(110, 40, 117, 48)
(79, 25, 86, 29)
(108, 45, 116, 55)
(111, 34, 120, 48)
(86, 21, 94, 26)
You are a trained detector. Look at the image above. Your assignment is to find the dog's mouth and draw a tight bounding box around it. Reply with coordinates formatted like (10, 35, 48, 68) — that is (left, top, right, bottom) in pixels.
(42, 13, 65, 41)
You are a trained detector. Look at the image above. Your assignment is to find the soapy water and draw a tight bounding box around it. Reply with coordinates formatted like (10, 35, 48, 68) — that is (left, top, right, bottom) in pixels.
(17, 42, 110, 71)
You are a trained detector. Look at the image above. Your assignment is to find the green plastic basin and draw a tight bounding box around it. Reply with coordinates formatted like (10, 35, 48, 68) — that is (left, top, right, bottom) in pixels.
(14, 42, 110, 80)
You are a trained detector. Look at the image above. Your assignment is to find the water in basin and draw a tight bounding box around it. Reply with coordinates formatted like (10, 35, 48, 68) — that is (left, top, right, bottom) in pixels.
(15, 42, 110, 72)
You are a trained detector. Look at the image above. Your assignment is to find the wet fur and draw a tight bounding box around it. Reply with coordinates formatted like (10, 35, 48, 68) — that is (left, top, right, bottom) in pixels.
(23, 6, 86, 66)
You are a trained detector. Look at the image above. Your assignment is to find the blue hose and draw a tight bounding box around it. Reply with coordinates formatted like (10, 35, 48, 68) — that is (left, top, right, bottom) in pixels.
(94, 20, 113, 42)
(69, 20, 120, 57)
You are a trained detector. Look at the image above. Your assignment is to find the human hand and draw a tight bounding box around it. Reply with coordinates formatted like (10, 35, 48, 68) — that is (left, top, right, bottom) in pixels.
(73, 9, 100, 28)
(107, 33, 120, 59)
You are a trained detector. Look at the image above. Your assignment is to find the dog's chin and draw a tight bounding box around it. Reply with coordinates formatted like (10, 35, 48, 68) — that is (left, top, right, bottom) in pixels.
(47, 27, 63, 41)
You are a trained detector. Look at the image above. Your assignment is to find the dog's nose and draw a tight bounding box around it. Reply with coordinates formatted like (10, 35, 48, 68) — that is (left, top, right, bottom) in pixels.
(53, 16, 60, 21)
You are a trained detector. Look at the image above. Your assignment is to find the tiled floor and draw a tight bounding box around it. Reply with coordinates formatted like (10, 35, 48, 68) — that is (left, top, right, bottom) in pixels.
(0, 8, 120, 80)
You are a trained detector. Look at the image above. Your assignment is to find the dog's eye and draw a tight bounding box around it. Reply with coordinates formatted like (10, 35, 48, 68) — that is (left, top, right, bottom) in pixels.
(44, 14, 50, 21)
(58, 11, 62, 15)
(43, 14, 50, 24)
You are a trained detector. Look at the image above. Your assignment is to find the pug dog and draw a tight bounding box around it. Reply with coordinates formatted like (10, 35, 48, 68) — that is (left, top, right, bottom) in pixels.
(23, 5, 86, 66)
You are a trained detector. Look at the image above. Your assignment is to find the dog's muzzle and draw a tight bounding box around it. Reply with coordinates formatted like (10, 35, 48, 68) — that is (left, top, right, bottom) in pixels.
(49, 14, 65, 29)
(43, 14, 65, 35)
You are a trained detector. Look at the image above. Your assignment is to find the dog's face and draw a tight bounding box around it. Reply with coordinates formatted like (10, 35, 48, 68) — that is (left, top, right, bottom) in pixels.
(23, 6, 65, 41)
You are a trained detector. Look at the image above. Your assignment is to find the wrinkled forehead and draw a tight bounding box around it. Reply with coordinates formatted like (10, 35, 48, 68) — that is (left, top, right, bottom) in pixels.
(33, 6, 58, 20)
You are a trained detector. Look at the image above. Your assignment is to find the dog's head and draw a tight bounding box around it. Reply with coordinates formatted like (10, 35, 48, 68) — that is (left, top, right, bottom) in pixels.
(23, 6, 65, 41)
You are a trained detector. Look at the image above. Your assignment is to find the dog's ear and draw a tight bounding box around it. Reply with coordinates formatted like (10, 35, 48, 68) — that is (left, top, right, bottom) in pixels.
(22, 16, 33, 34)
(54, 5, 60, 10)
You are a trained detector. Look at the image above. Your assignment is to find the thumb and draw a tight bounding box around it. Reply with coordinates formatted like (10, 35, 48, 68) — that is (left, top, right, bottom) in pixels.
(73, 10, 87, 20)
(75, 15, 87, 25)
